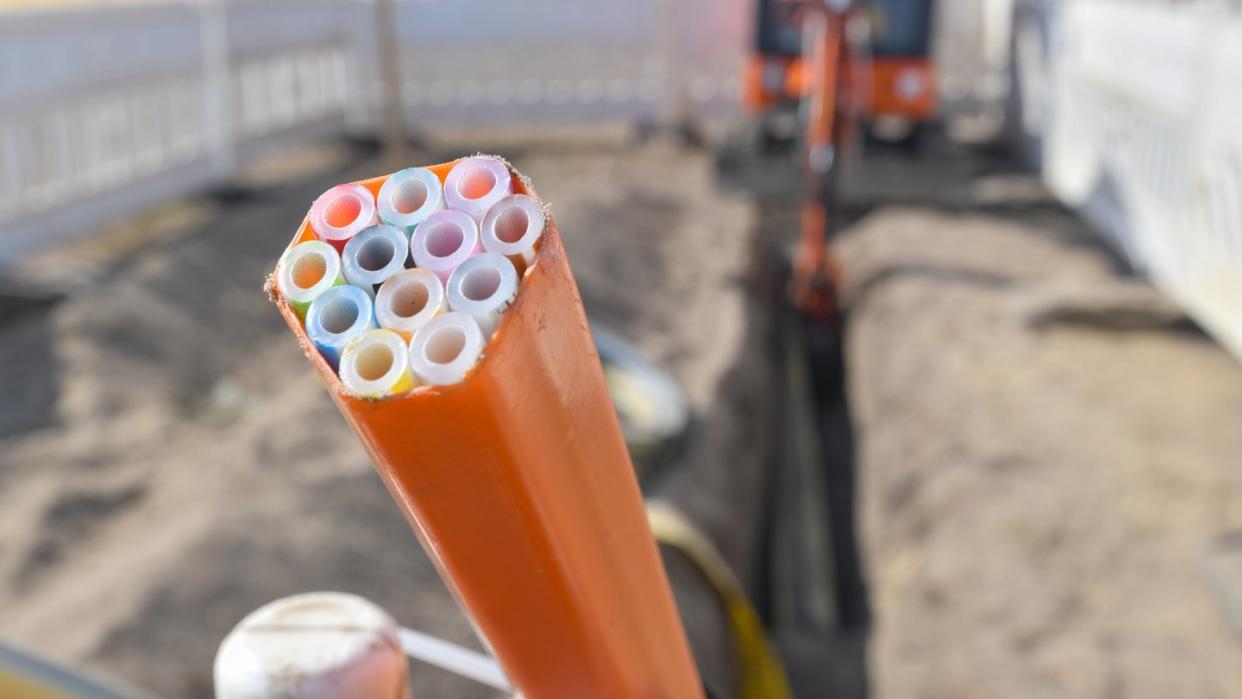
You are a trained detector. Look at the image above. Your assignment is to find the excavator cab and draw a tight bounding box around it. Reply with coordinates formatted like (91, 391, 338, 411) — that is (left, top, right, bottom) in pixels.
(862, 0, 936, 145)
(743, 0, 936, 147)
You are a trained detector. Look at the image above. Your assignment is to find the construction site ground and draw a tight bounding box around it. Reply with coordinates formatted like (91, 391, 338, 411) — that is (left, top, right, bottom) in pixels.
(1, 128, 1240, 698)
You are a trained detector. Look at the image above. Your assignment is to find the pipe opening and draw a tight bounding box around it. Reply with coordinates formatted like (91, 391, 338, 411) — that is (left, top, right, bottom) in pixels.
(357, 236, 396, 272)
(495, 206, 529, 244)
(392, 178, 429, 215)
(292, 253, 327, 290)
(426, 327, 466, 364)
(460, 168, 497, 200)
(462, 266, 501, 302)
(321, 296, 360, 334)
(426, 223, 464, 258)
(391, 279, 430, 318)
(355, 342, 395, 381)
(326, 193, 363, 228)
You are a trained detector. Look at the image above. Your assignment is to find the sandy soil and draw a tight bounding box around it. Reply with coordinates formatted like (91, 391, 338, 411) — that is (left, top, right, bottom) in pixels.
(837, 144, 1242, 698)
(0, 136, 769, 698)
(7, 127, 1240, 699)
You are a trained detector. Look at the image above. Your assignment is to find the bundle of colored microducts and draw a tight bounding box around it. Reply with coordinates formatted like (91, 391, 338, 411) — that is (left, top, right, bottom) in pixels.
(275, 156, 545, 397)
(270, 158, 705, 698)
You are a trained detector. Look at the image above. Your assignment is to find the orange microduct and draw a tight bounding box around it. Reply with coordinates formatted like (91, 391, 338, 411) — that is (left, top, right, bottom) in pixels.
(272, 160, 704, 699)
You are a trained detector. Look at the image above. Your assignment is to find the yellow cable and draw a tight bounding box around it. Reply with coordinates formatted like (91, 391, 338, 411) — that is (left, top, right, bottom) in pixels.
(647, 501, 795, 699)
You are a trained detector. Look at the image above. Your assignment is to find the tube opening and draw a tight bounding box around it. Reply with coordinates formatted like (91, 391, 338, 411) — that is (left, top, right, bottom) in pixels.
(495, 206, 529, 244)
(426, 223, 464, 258)
(356, 342, 395, 381)
(391, 279, 430, 318)
(321, 296, 360, 334)
(460, 168, 497, 200)
(462, 266, 502, 302)
(326, 193, 363, 228)
(426, 327, 466, 364)
(291, 253, 327, 290)
(392, 178, 429, 215)
(357, 236, 395, 272)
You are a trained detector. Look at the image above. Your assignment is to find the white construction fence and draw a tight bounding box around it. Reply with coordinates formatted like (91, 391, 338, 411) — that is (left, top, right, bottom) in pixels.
(0, 0, 747, 263)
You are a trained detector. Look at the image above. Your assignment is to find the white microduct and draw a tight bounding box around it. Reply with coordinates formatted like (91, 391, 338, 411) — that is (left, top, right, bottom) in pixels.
(341, 224, 409, 293)
(305, 284, 376, 368)
(339, 329, 416, 398)
(310, 183, 378, 247)
(410, 209, 481, 284)
(408, 312, 485, 387)
(479, 194, 545, 269)
(375, 268, 445, 338)
(446, 252, 518, 337)
(277, 240, 342, 312)
(443, 156, 514, 222)
(377, 167, 445, 233)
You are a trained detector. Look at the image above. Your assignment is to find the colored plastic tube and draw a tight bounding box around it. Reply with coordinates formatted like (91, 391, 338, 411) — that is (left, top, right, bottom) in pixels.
(480, 194, 545, 272)
(407, 311, 485, 387)
(409, 209, 481, 285)
(341, 224, 409, 294)
(276, 240, 343, 319)
(377, 167, 445, 234)
(443, 156, 513, 222)
(339, 329, 416, 398)
(374, 268, 446, 340)
(305, 284, 376, 369)
(446, 251, 518, 337)
(310, 183, 378, 252)
(272, 160, 704, 699)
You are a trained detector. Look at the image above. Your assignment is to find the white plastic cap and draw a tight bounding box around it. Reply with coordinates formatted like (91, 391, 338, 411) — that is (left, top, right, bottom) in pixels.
(409, 210, 481, 284)
(214, 592, 407, 699)
(480, 194, 545, 268)
(446, 252, 518, 337)
(443, 157, 513, 221)
(408, 312, 485, 386)
(375, 268, 446, 338)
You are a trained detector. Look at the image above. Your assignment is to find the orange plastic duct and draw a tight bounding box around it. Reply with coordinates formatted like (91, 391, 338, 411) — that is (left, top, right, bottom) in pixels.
(271, 160, 704, 699)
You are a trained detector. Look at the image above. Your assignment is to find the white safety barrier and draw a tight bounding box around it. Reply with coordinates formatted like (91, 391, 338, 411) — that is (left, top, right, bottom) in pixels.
(1012, 0, 1242, 357)
(0, 0, 747, 263)
(0, 0, 359, 262)
(377, 0, 745, 125)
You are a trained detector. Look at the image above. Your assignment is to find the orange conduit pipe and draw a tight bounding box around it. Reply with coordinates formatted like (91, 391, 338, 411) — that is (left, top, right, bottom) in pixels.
(269, 159, 704, 699)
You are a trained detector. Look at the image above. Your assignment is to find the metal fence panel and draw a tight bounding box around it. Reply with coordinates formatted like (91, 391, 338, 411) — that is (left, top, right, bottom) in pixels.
(1040, 0, 1242, 356)
(390, 0, 747, 125)
(0, 0, 357, 263)
(0, 0, 748, 262)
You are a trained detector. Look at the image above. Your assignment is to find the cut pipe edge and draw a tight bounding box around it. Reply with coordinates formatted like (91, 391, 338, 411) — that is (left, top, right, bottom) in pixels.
(480, 194, 545, 270)
(375, 268, 445, 339)
(306, 284, 376, 368)
(444, 156, 514, 221)
(407, 311, 485, 387)
(410, 209, 482, 284)
(278, 240, 343, 318)
(446, 252, 518, 337)
(340, 329, 416, 398)
(310, 183, 378, 250)
(342, 223, 409, 294)
(378, 167, 445, 233)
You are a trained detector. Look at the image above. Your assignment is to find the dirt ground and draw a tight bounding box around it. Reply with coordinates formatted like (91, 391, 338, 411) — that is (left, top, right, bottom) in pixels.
(0, 135, 770, 698)
(836, 143, 1242, 698)
(4, 127, 1241, 699)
